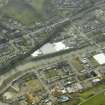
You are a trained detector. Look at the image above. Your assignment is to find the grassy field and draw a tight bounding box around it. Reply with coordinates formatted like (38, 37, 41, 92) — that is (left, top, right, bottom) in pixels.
(26, 79, 43, 92)
(31, 0, 45, 12)
(79, 84, 105, 105)
(45, 69, 58, 79)
(80, 91, 105, 105)
(80, 84, 105, 99)
(2, 0, 46, 26)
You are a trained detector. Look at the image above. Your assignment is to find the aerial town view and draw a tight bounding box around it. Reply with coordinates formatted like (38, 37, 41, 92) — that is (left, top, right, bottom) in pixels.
(0, 0, 105, 105)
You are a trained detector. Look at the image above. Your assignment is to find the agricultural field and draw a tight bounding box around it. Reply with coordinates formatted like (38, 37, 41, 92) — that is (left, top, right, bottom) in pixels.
(80, 92, 105, 105)
(79, 84, 105, 105)
(80, 84, 105, 99)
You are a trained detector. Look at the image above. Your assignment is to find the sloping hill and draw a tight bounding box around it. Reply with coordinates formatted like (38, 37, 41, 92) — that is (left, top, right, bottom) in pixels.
(1, 0, 46, 26)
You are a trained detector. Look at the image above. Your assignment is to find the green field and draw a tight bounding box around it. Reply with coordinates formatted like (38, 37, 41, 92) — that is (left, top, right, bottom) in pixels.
(1, 0, 46, 26)
(45, 69, 58, 79)
(80, 92, 105, 105)
(26, 79, 44, 92)
(79, 84, 105, 105)
(80, 84, 105, 99)
(31, 0, 45, 12)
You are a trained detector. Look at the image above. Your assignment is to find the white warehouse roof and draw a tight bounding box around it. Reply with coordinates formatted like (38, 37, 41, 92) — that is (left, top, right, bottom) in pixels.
(31, 41, 69, 57)
(93, 53, 105, 65)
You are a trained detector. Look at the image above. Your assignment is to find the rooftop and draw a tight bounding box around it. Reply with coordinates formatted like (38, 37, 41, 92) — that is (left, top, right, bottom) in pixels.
(31, 41, 69, 57)
(93, 53, 105, 65)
